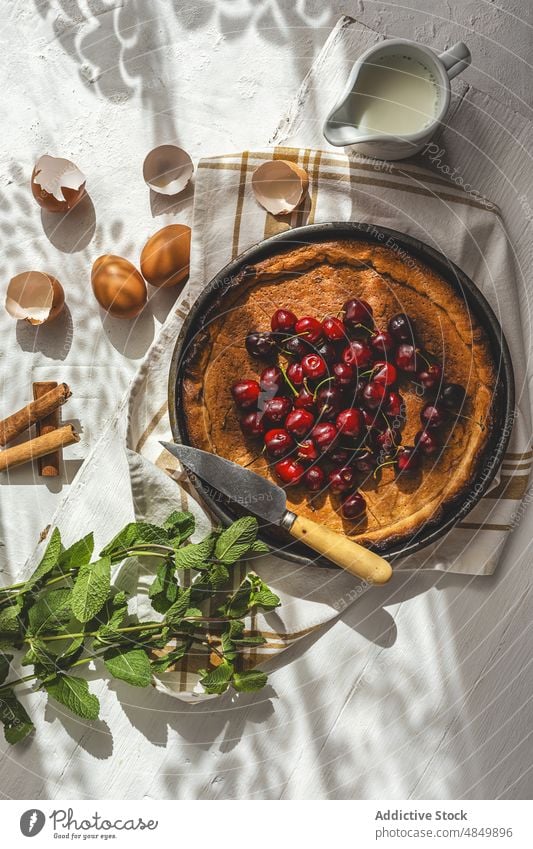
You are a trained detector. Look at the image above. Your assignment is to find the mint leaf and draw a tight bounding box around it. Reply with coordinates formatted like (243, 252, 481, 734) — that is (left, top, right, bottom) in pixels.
(59, 533, 94, 571)
(250, 540, 270, 554)
(214, 517, 258, 565)
(27, 588, 73, 635)
(0, 690, 34, 744)
(45, 675, 100, 720)
(21, 639, 60, 674)
(198, 660, 234, 695)
(0, 653, 13, 685)
(71, 557, 111, 623)
(104, 648, 151, 687)
(25, 527, 62, 591)
(150, 642, 190, 673)
(100, 523, 169, 558)
(0, 604, 22, 636)
(148, 560, 179, 614)
(232, 669, 268, 692)
(164, 588, 192, 626)
(174, 534, 215, 569)
(252, 586, 281, 612)
(164, 511, 195, 543)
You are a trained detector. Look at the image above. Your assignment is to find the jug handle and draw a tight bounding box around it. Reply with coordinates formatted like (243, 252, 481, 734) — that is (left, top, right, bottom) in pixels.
(439, 42, 471, 80)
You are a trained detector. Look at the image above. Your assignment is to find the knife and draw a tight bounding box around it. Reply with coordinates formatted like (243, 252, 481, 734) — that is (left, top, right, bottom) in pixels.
(161, 442, 392, 585)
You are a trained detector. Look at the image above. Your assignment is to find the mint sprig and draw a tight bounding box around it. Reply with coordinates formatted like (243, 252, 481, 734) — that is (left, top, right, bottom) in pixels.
(0, 514, 277, 743)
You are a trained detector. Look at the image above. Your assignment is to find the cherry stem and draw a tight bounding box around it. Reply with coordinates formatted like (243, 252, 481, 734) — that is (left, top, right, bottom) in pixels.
(373, 459, 397, 479)
(356, 322, 374, 334)
(279, 363, 298, 397)
(312, 376, 334, 399)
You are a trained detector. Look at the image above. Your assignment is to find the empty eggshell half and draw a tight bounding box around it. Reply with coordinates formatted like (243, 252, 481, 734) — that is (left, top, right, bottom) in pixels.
(5, 271, 65, 325)
(140, 224, 191, 289)
(142, 145, 194, 196)
(31, 155, 86, 213)
(251, 160, 309, 215)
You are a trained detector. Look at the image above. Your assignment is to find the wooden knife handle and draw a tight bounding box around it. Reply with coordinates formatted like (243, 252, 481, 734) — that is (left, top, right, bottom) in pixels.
(288, 514, 392, 584)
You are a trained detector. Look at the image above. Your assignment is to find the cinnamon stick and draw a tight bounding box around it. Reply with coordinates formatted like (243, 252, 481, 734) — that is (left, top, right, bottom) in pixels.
(0, 383, 71, 446)
(0, 425, 79, 473)
(33, 381, 61, 476)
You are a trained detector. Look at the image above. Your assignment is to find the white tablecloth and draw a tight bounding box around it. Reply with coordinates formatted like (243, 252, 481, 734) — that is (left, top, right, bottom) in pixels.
(1, 1, 532, 801)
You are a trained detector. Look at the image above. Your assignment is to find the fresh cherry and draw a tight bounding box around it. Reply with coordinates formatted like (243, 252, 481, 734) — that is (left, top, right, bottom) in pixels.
(373, 428, 397, 455)
(245, 330, 277, 359)
(262, 396, 292, 425)
(329, 447, 352, 466)
(343, 298, 373, 330)
(336, 408, 364, 438)
(370, 329, 395, 355)
(388, 313, 415, 342)
(332, 361, 355, 386)
(417, 362, 443, 391)
(285, 409, 315, 438)
(316, 385, 344, 421)
(342, 491, 366, 520)
(315, 341, 337, 364)
(420, 403, 447, 429)
(286, 362, 304, 388)
(303, 465, 326, 492)
(284, 336, 310, 358)
(322, 316, 346, 341)
(362, 381, 387, 410)
(294, 388, 316, 412)
(296, 438, 319, 464)
(312, 422, 338, 452)
(362, 409, 382, 431)
(264, 428, 294, 458)
(396, 446, 421, 473)
(385, 391, 403, 417)
(274, 458, 305, 486)
(354, 450, 377, 473)
(440, 383, 466, 411)
(240, 411, 265, 438)
(395, 343, 419, 373)
(342, 340, 373, 368)
(415, 429, 441, 456)
(271, 308, 297, 334)
(328, 466, 357, 494)
(260, 366, 285, 395)
(372, 361, 398, 387)
(231, 379, 260, 409)
(301, 353, 327, 380)
(294, 316, 323, 343)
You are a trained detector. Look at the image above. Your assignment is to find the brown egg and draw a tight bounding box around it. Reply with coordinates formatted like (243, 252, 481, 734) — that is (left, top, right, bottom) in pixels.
(91, 255, 147, 319)
(5, 271, 65, 325)
(31, 155, 86, 213)
(140, 224, 191, 289)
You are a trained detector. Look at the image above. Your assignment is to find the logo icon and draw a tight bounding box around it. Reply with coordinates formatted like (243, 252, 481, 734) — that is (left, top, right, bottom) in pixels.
(20, 810, 46, 837)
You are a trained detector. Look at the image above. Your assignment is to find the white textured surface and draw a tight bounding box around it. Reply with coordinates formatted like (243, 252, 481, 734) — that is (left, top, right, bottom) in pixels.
(0, 1, 532, 800)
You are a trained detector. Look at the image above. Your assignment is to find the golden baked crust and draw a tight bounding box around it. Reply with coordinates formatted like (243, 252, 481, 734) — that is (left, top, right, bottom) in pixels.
(181, 239, 495, 550)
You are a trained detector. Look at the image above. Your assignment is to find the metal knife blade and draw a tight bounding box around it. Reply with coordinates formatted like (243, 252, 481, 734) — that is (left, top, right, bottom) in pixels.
(160, 442, 292, 527)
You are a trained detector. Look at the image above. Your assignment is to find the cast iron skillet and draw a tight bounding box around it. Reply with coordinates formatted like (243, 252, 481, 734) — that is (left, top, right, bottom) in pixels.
(168, 222, 514, 566)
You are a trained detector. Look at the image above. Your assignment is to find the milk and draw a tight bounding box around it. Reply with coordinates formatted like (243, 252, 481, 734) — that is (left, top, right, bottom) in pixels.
(350, 53, 440, 136)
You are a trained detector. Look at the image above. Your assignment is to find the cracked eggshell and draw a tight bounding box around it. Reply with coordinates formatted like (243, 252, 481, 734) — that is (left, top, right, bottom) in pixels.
(31, 155, 86, 213)
(251, 160, 309, 215)
(142, 145, 193, 196)
(91, 255, 147, 320)
(140, 224, 191, 289)
(5, 271, 65, 325)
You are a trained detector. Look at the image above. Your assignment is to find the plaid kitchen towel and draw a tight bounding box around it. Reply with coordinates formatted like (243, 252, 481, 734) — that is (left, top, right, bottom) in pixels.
(21, 21, 533, 701)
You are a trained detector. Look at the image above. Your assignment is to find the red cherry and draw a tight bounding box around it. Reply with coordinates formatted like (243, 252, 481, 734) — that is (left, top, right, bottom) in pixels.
(294, 388, 316, 412)
(274, 458, 305, 486)
(284, 336, 310, 358)
(240, 412, 266, 438)
(336, 408, 364, 438)
(395, 343, 419, 373)
(316, 385, 344, 421)
(420, 403, 447, 429)
(286, 362, 304, 388)
(260, 366, 285, 395)
(312, 422, 338, 452)
(417, 362, 443, 391)
(396, 446, 421, 473)
(329, 447, 351, 466)
(264, 428, 294, 458)
(332, 362, 355, 386)
(328, 466, 357, 494)
(342, 340, 373, 368)
(271, 308, 297, 334)
(231, 379, 260, 409)
(373, 428, 397, 455)
(362, 381, 387, 410)
(342, 491, 366, 520)
(322, 316, 346, 341)
(301, 353, 327, 380)
(415, 429, 441, 456)
(370, 330, 395, 356)
(285, 408, 315, 438)
(296, 438, 319, 464)
(385, 391, 403, 417)
(362, 409, 381, 430)
(303, 465, 326, 492)
(315, 341, 337, 364)
(388, 313, 415, 342)
(440, 383, 466, 411)
(262, 396, 292, 425)
(343, 299, 373, 329)
(354, 450, 377, 473)
(372, 361, 398, 387)
(294, 316, 323, 343)
(245, 331, 277, 359)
